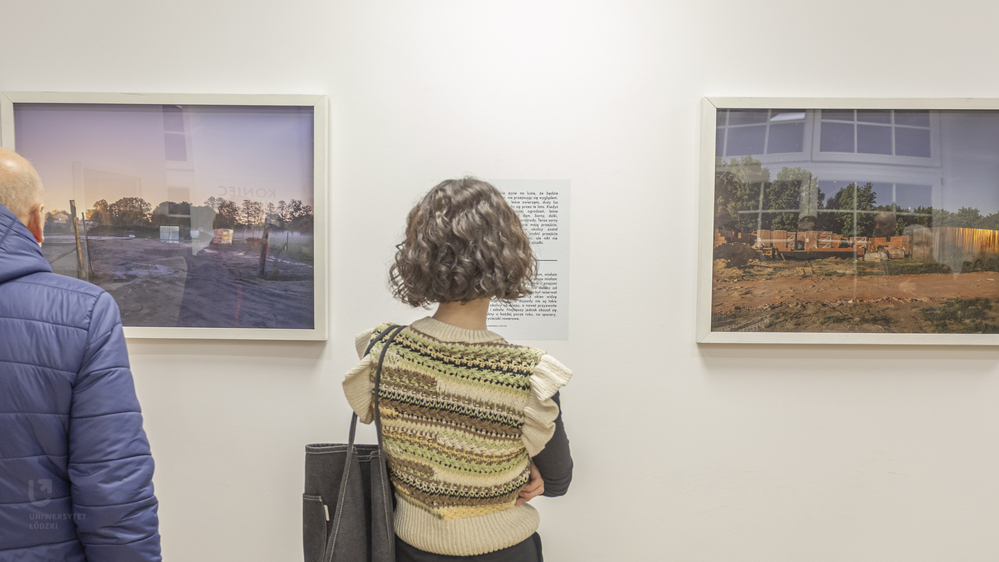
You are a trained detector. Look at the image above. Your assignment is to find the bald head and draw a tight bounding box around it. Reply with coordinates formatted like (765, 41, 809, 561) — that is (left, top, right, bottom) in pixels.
(0, 148, 45, 243)
(0, 147, 44, 223)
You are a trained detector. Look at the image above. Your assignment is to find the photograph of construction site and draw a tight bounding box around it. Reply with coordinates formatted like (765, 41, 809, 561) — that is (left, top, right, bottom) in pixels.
(710, 107, 999, 335)
(11, 101, 316, 331)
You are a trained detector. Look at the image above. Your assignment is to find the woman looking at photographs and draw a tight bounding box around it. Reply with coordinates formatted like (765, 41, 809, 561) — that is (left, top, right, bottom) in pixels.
(343, 178, 573, 562)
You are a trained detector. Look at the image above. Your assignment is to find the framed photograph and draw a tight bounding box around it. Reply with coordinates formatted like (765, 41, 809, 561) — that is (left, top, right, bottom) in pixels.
(0, 92, 328, 340)
(698, 97, 999, 345)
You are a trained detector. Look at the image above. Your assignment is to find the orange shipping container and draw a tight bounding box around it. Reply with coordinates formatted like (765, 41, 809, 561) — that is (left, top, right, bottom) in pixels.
(772, 230, 787, 250)
(800, 230, 819, 250)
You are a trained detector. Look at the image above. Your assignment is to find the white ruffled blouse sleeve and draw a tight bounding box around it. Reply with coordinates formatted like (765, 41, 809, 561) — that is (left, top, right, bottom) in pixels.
(343, 329, 375, 424)
(522, 354, 573, 456)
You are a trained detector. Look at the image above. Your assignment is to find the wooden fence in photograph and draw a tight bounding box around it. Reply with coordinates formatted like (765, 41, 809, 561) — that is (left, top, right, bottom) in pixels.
(931, 226, 999, 264)
(910, 226, 932, 259)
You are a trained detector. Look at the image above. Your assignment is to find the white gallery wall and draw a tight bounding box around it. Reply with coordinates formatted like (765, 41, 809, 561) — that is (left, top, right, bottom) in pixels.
(4, 1, 999, 560)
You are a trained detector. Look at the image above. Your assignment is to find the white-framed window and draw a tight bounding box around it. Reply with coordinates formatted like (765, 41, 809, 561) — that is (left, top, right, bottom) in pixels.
(812, 110, 939, 167)
(162, 105, 189, 162)
(715, 109, 810, 159)
(162, 105, 195, 218)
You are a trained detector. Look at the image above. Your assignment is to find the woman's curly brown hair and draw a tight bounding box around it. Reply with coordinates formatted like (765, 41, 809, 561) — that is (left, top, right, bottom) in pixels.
(390, 177, 537, 307)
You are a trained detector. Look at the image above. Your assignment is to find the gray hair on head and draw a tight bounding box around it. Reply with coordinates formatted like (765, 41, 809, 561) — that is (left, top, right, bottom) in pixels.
(0, 147, 44, 221)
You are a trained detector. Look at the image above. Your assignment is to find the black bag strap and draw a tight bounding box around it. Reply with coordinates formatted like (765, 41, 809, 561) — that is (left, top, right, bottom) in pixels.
(370, 325, 405, 452)
(326, 324, 406, 561)
(345, 324, 403, 450)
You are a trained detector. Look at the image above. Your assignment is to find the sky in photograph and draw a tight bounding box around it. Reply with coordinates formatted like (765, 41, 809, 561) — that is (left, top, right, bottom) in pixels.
(934, 110, 999, 214)
(13, 103, 314, 215)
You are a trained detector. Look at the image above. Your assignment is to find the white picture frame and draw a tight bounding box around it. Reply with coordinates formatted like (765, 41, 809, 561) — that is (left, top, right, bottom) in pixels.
(698, 97, 999, 345)
(1, 91, 329, 341)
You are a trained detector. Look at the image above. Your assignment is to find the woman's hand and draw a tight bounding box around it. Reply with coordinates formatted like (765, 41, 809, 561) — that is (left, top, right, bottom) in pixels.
(515, 459, 545, 506)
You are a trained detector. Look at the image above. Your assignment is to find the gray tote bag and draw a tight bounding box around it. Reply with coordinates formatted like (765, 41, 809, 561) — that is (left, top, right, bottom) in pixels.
(304, 325, 405, 562)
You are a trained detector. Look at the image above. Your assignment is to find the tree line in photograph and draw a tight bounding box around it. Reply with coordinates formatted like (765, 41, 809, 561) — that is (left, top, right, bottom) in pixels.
(715, 156, 999, 238)
(200, 197, 314, 232)
(45, 196, 314, 235)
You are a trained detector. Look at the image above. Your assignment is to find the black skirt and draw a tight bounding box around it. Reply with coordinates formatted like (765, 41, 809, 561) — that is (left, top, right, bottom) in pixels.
(395, 533, 543, 562)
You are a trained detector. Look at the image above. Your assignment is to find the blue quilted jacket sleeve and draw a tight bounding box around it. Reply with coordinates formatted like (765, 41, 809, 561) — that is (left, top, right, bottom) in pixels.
(69, 292, 161, 561)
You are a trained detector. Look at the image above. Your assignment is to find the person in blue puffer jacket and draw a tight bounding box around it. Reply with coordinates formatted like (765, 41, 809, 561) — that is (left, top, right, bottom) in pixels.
(0, 147, 161, 561)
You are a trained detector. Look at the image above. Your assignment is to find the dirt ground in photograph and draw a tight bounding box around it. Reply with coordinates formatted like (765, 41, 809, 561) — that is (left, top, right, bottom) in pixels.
(711, 257, 999, 333)
(84, 237, 314, 329)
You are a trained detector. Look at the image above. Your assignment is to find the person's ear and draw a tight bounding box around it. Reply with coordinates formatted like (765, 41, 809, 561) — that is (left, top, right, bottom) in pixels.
(26, 205, 44, 244)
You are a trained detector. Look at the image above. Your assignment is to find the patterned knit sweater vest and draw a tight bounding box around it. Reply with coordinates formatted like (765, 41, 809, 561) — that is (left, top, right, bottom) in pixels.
(368, 323, 545, 521)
